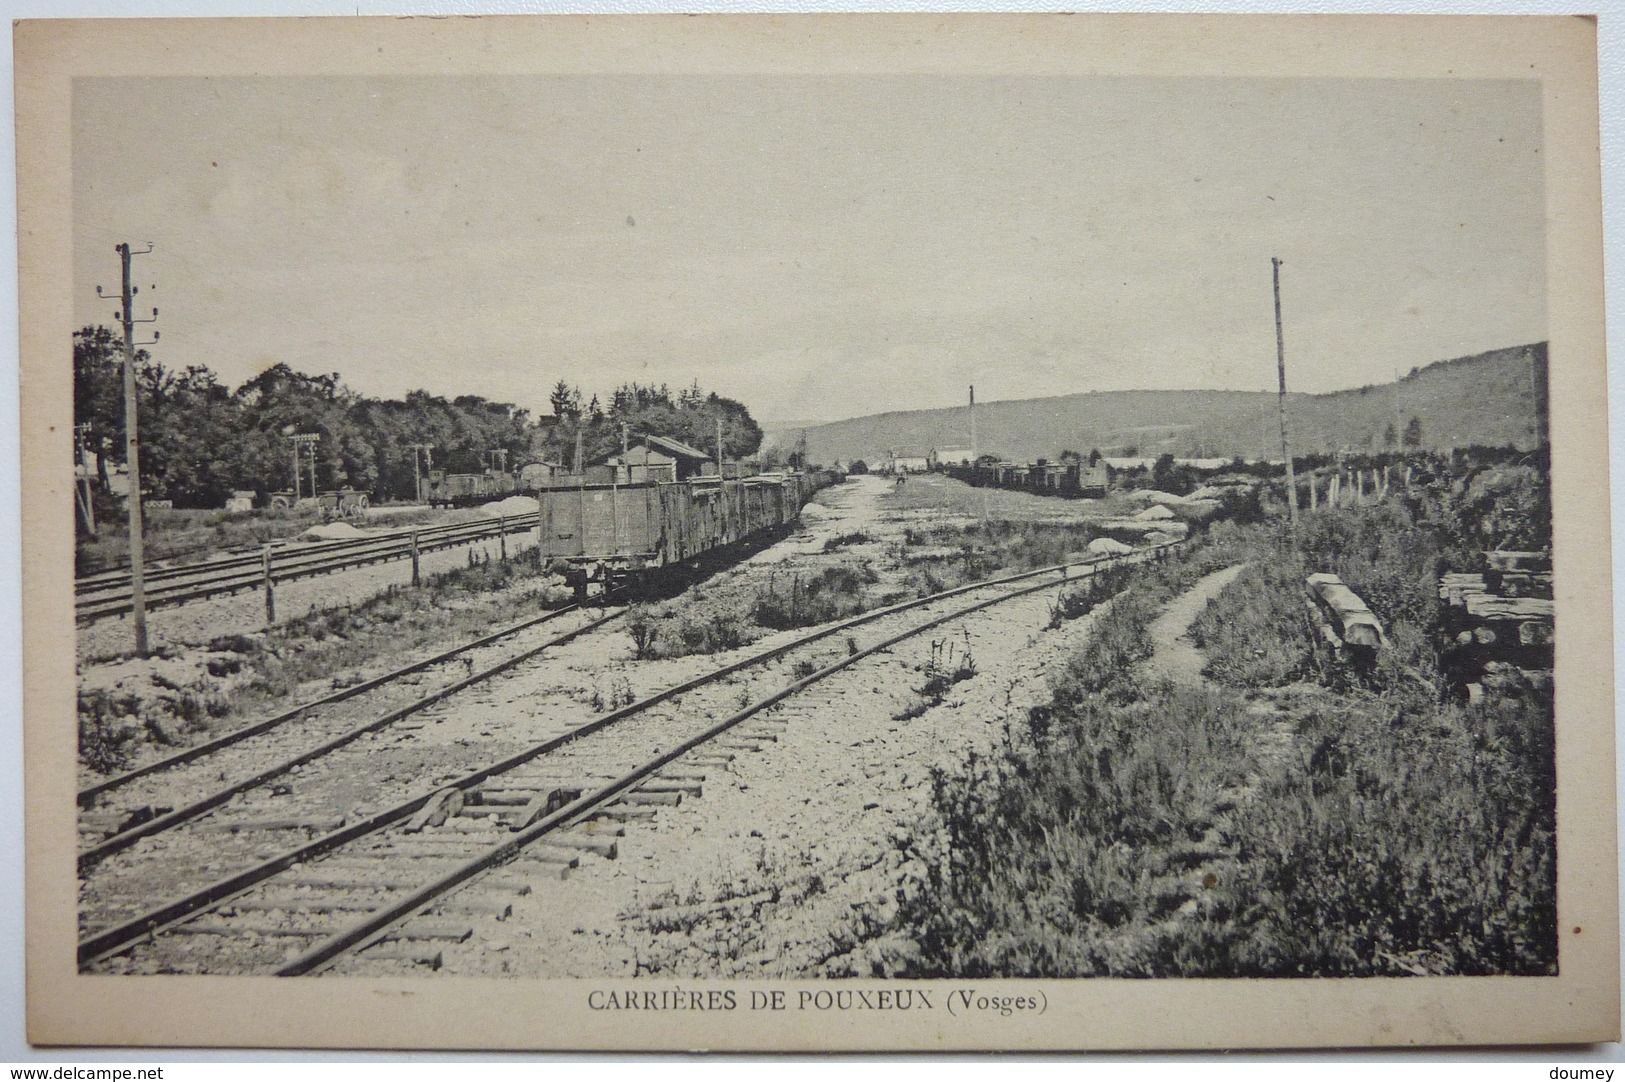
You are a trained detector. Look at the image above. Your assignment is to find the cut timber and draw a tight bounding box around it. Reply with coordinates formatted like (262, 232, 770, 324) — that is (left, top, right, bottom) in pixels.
(638, 781, 702, 796)
(382, 924, 474, 943)
(622, 790, 682, 806)
(1462, 596, 1554, 621)
(435, 898, 512, 919)
(404, 788, 464, 832)
(511, 786, 583, 831)
(520, 846, 582, 867)
(544, 834, 619, 859)
(594, 805, 661, 821)
(470, 789, 544, 806)
(169, 923, 323, 937)
(508, 859, 572, 881)
(201, 816, 341, 834)
(1486, 550, 1552, 573)
(361, 947, 442, 969)
(1305, 573, 1388, 651)
(284, 874, 530, 896)
(227, 896, 373, 913)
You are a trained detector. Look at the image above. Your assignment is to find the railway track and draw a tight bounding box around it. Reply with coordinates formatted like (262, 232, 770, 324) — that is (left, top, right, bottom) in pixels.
(78, 541, 1174, 975)
(77, 595, 626, 867)
(75, 512, 541, 622)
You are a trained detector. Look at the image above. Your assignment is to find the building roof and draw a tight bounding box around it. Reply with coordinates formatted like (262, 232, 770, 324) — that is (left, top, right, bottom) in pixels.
(607, 448, 676, 466)
(641, 433, 713, 461)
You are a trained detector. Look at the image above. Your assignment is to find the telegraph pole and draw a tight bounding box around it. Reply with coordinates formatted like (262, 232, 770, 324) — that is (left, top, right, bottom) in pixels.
(406, 442, 433, 502)
(1272, 257, 1298, 525)
(288, 433, 320, 502)
(97, 243, 158, 656)
(969, 385, 977, 463)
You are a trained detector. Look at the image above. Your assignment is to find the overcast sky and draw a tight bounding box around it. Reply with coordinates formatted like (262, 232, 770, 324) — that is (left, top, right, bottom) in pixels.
(72, 74, 1545, 426)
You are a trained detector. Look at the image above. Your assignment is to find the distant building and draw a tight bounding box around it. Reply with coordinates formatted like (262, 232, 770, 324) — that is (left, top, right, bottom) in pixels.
(518, 460, 566, 490)
(225, 490, 256, 512)
(606, 434, 716, 482)
(930, 447, 976, 468)
(884, 450, 932, 474)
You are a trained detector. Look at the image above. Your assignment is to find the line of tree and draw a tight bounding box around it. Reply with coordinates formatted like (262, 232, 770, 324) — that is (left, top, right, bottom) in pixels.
(73, 326, 764, 512)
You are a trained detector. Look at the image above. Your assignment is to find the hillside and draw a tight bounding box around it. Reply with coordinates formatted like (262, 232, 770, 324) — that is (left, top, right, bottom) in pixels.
(769, 344, 1546, 466)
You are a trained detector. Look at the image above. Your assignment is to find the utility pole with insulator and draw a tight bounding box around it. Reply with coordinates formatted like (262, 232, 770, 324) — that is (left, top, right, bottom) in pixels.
(1272, 257, 1298, 526)
(288, 433, 320, 503)
(406, 442, 433, 502)
(96, 243, 159, 656)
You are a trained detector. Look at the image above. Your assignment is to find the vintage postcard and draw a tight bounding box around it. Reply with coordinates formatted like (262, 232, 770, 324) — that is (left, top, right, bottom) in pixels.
(17, 13, 1617, 1051)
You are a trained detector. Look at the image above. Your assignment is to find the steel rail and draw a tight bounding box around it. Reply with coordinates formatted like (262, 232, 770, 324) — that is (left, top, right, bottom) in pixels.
(76, 604, 626, 870)
(75, 515, 541, 620)
(280, 561, 1120, 975)
(76, 542, 1174, 969)
(75, 514, 541, 593)
(78, 598, 599, 808)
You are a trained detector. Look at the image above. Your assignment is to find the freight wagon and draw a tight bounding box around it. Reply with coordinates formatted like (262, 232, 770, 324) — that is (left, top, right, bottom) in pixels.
(421, 468, 518, 508)
(944, 459, 1109, 499)
(536, 469, 837, 598)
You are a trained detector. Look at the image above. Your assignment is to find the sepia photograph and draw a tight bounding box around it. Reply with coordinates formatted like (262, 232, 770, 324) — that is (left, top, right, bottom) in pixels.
(17, 13, 1617, 1051)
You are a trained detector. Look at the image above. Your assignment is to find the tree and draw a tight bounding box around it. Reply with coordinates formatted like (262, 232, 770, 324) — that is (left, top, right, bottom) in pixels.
(1383, 421, 1399, 449)
(548, 380, 581, 420)
(73, 326, 128, 493)
(848, 459, 868, 475)
(1403, 416, 1424, 449)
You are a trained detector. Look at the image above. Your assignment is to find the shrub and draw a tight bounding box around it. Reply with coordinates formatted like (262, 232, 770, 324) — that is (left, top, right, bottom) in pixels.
(752, 565, 878, 630)
(78, 689, 143, 774)
(626, 605, 660, 660)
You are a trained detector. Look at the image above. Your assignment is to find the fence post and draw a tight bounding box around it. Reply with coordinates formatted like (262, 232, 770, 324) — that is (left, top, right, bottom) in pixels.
(262, 545, 276, 625)
(499, 515, 508, 562)
(411, 530, 421, 586)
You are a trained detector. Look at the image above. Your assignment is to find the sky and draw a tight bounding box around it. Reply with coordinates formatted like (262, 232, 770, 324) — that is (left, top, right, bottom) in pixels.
(72, 74, 1546, 427)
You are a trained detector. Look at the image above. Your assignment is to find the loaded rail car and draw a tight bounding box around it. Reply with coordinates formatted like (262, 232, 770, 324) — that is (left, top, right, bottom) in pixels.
(422, 468, 518, 508)
(944, 460, 1109, 499)
(536, 470, 835, 597)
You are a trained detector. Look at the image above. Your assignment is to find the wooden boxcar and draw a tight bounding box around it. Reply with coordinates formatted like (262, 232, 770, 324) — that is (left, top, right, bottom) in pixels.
(535, 471, 829, 594)
(422, 469, 517, 508)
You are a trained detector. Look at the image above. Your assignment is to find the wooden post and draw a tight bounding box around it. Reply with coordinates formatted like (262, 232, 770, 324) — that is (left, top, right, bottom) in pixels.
(1272, 257, 1298, 526)
(262, 545, 276, 625)
(1309, 473, 1317, 511)
(499, 515, 507, 562)
(410, 530, 421, 586)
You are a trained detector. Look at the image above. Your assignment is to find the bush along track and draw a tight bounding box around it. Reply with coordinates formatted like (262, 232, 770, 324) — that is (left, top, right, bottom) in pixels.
(874, 503, 1556, 979)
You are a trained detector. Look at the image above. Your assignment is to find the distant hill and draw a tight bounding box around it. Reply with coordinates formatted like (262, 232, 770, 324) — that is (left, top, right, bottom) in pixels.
(768, 344, 1547, 466)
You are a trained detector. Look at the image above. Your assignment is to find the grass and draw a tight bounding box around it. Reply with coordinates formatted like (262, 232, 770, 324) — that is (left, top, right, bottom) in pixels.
(752, 565, 879, 631)
(77, 502, 458, 575)
(894, 631, 979, 721)
(872, 489, 1557, 978)
(77, 548, 575, 773)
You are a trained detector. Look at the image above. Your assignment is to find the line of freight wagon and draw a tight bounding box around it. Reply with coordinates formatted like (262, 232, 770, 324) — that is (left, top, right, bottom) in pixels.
(535, 467, 843, 600)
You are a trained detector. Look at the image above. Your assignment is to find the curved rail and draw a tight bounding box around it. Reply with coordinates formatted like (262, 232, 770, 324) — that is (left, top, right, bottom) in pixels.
(78, 596, 611, 808)
(77, 603, 625, 870)
(77, 541, 1176, 970)
(281, 561, 1116, 975)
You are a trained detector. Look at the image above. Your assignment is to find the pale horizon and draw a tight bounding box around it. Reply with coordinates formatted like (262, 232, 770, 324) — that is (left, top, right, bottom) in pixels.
(74, 74, 1545, 427)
